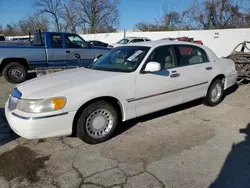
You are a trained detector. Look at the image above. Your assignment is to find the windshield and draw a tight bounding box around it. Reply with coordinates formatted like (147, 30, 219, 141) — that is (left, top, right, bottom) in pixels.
(89, 46, 150, 72)
(117, 39, 129, 44)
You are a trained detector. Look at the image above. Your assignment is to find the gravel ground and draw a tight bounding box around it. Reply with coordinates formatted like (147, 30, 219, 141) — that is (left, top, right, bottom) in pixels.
(0, 76, 250, 188)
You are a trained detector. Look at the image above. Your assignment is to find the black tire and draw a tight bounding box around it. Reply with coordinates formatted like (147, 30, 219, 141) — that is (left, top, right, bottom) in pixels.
(3, 62, 27, 84)
(77, 100, 118, 144)
(204, 79, 224, 107)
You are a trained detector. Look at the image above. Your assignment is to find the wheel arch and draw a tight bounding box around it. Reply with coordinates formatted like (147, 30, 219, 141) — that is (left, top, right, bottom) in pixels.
(0, 58, 30, 74)
(71, 96, 124, 136)
(209, 74, 226, 89)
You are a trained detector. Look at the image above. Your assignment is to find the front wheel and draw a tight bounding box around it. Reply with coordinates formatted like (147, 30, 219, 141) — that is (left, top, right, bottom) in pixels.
(76, 100, 118, 144)
(3, 62, 27, 84)
(204, 79, 224, 106)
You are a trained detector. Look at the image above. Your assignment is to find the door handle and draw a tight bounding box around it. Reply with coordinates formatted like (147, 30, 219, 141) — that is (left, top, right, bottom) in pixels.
(66, 50, 70, 53)
(206, 66, 212, 70)
(75, 53, 81, 59)
(170, 73, 180, 78)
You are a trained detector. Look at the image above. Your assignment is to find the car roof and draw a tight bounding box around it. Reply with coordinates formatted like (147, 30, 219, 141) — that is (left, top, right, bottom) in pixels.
(124, 40, 204, 48)
(125, 37, 149, 39)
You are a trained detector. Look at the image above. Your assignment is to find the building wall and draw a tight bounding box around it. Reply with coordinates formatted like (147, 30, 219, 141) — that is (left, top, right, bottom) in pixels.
(80, 28, 250, 57)
(7, 28, 250, 58)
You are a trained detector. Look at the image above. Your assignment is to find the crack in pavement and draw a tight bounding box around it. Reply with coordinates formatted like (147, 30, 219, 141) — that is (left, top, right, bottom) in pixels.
(60, 137, 74, 149)
(71, 148, 84, 188)
(145, 171, 166, 188)
(51, 180, 60, 188)
(82, 165, 119, 180)
(81, 183, 105, 188)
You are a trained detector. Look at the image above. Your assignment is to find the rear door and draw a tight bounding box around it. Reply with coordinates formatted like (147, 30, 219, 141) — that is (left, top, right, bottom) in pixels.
(173, 45, 214, 103)
(64, 34, 94, 67)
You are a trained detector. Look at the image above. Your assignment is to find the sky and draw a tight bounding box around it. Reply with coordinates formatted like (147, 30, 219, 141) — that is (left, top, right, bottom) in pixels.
(0, 0, 192, 30)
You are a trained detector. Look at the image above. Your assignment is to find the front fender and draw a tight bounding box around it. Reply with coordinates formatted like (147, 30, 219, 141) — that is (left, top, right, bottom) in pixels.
(65, 90, 136, 122)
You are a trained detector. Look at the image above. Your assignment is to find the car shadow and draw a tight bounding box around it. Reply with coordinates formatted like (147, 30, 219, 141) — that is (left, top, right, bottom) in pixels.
(27, 72, 37, 80)
(0, 108, 19, 146)
(224, 83, 239, 96)
(209, 123, 250, 188)
(114, 84, 239, 138)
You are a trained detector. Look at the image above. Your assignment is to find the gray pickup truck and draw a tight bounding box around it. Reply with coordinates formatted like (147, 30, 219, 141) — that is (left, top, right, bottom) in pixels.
(0, 31, 110, 83)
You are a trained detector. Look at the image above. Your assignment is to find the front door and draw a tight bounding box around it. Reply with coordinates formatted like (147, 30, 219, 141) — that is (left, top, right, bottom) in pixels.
(134, 45, 183, 117)
(64, 34, 94, 67)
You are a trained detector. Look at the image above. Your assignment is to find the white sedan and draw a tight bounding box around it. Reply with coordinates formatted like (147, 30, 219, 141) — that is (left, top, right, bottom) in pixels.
(5, 40, 238, 144)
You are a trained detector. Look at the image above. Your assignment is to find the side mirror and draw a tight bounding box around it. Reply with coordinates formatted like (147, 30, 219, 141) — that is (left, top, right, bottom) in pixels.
(144, 61, 161, 73)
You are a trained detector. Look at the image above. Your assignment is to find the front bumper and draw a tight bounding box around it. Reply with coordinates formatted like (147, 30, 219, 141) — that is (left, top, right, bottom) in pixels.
(5, 101, 76, 139)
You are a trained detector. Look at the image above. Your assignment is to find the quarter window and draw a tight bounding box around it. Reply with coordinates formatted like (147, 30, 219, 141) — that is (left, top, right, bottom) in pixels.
(51, 34, 62, 48)
(148, 45, 176, 69)
(175, 45, 209, 66)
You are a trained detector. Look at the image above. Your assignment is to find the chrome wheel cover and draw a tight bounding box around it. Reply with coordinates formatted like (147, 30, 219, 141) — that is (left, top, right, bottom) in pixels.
(86, 109, 114, 138)
(9, 68, 23, 80)
(211, 83, 222, 103)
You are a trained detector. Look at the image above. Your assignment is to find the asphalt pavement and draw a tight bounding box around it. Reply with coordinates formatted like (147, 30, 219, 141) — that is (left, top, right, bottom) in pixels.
(0, 76, 250, 188)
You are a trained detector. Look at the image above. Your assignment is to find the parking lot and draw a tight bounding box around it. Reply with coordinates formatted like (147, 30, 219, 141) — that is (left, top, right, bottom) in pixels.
(0, 76, 250, 188)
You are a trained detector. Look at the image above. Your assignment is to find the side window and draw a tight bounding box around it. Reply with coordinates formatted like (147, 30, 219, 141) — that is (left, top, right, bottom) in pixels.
(136, 39, 144, 42)
(130, 39, 136, 43)
(175, 45, 209, 66)
(51, 34, 62, 48)
(148, 46, 176, 69)
(65, 34, 88, 48)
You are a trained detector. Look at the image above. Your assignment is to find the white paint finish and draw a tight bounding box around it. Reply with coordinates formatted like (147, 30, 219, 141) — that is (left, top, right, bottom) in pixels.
(5, 40, 238, 140)
(80, 28, 250, 57)
(179, 63, 213, 103)
(135, 72, 182, 117)
(5, 103, 76, 139)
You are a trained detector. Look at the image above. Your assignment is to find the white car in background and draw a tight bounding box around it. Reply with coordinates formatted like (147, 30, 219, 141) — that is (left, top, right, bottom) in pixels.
(5, 40, 238, 144)
(108, 37, 151, 48)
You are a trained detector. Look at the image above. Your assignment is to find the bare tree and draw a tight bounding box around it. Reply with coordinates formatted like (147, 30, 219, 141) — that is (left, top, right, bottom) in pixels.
(60, 0, 82, 33)
(4, 24, 19, 36)
(184, 0, 245, 29)
(135, 22, 162, 31)
(34, 0, 62, 31)
(0, 25, 4, 34)
(74, 0, 120, 33)
(18, 14, 49, 35)
(135, 8, 183, 31)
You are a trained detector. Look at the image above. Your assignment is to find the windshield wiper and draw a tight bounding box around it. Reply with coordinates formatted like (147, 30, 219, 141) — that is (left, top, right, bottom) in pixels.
(93, 67, 109, 71)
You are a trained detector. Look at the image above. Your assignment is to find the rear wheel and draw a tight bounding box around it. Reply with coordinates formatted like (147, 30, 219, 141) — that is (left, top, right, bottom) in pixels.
(204, 79, 224, 106)
(3, 62, 27, 84)
(76, 100, 118, 144)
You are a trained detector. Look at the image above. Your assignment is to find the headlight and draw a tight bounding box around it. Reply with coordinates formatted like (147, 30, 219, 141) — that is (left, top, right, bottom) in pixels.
(16, 97, 66, 113)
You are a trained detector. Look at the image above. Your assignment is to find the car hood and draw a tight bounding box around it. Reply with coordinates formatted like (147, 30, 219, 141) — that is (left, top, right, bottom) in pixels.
(17, 67, 127, 99)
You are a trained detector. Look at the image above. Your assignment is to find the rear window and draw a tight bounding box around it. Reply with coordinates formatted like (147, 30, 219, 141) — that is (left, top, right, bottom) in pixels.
(178, 46, 193, 55)
(0, 36, 5, 41)
(175, 45, 209, 66)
